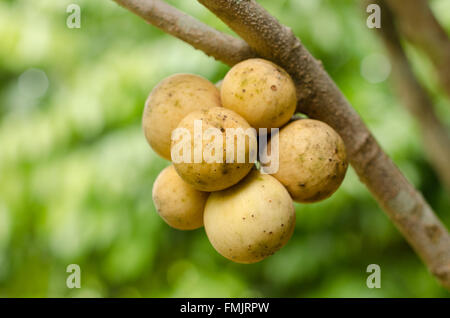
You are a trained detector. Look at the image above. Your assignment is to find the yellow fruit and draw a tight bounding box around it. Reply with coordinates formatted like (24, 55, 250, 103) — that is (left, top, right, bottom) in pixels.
(221, 58, 297, 130)
(152, 165, 208, 230)
(171, 107, 255, 191)
(143, 74, 221, 160)
(204, 170, 296, 263)
(266, 119, 348, 203)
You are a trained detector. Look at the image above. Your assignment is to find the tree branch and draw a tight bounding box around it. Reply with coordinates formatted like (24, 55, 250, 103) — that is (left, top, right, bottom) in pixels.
(375, 0, 450, 192)
(111, 0, 450, 289)
(112, 0, 255, 66)
(385, 0, 450, 100)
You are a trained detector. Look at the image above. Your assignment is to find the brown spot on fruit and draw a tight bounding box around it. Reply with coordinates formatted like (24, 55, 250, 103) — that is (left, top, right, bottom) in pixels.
(222, 165, 229, 175)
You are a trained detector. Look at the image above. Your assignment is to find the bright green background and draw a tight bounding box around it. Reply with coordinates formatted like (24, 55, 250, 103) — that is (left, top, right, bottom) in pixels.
(0, 0, 449, 297)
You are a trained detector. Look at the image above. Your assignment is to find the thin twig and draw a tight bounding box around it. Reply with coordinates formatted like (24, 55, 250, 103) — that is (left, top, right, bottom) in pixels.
(112, 0, 255, 66)
(385, 0, 450, 100)
(375, 0, 450, 192)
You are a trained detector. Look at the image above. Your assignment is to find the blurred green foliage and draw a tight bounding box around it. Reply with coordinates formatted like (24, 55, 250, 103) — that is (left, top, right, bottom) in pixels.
(0, 0, 449, 297)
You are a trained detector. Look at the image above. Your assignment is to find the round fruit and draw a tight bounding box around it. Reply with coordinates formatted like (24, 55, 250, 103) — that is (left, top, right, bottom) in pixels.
(171, 107, 255, 192)
(204, 169, 296, 264)
(265, 119, 348, 203)
(143, 74, 221, 160)
(152, 165, 209, 230)
(220, 58, 297, 130)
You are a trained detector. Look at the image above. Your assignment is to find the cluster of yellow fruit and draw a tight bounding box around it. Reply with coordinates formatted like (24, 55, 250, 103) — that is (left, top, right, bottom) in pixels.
(144, 58, 348, 264)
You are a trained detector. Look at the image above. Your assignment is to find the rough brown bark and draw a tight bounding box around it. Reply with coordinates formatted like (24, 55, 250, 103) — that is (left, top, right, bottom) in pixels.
(112, 0, 255, 66)
(385, 0, 450, 100)
(111, 0, 450, 289)
(375, 0, 450, 192)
